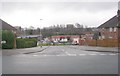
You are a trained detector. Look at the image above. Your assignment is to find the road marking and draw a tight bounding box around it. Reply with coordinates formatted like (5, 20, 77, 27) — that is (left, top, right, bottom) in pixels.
(43, 55, 47, 56)
(99, 54, 107, 55)
(88, 54, 97, 55)
(16, 54, 26, 56)
(56, 55, 67, 56)
(39, 52, 43, 54)
(92, 52, 98, 54)
(56, 55, 62, 56)
(109, 54, 117, 55)
(65, 52, 69, 54)
(67, 54, 77, 56)
(33, 55, 38, 56)
(79, 54, 86, 56)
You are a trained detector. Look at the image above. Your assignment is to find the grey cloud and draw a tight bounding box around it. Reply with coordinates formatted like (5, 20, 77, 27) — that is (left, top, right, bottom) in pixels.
(2, 2, 117, 13)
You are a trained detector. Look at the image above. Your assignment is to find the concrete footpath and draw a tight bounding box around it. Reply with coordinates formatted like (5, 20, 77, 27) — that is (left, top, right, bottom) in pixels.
(2, 46, 49, 56)
(68, 45, 119, 53)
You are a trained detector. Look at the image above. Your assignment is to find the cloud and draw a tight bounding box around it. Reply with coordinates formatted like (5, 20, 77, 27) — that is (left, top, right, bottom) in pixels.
(1, 2, 118, 28)
(1, 0, 120, 2)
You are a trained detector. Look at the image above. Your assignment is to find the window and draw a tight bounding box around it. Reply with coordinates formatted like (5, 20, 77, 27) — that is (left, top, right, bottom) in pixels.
(102, 35, 105, 39)
(114, 28, 117, 32)
(109, 28, 112, 32)
(109, 36, 112, 39)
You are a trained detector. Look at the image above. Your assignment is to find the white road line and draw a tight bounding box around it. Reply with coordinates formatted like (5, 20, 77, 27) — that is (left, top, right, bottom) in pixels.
(99, 54, 107, 55)
(109, 54, 117, 55)
(88, 54, 97, 55)
(56, 55, 61, 56)
(39, 52, 43, 54)
(65, 52, 69, 54)
(43, 55, 47, 56)
(67, 54, 77, 56)
(33, 55, 38, 56)
(92, 52, 99, 53)
(79, 54, 86, 56)
(56, 55, 62, 56)
(16, 55, 26, 56)
(56, 55, 68, 56)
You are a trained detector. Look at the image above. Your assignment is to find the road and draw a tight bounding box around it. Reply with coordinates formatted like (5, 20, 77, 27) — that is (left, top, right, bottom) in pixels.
(2, 46, 118, 74)
(0, 50, 2, 75)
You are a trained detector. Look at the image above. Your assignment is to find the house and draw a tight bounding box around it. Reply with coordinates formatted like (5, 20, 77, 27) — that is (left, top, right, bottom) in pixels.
(50, 35, 80, 44)
(98, 15, 118, 40)
(66, 24, 75, 28)
(79, 28, 97, 45)
(0, 19, 16, 31)
(14, 26, 25, 36)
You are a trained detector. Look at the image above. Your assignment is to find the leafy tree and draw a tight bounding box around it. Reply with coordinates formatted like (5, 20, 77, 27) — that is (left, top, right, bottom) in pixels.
(27, 26, 34, 35)
(93, 31, 101, 46)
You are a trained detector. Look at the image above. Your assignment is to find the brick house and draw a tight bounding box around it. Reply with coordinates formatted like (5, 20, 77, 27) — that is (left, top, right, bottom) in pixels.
(79, 28, 97, 45)
(98, 15, 118, 40)
(1, 19, 16, 31)
(50, 35, 80, 44)
(87, 15, 119, 47)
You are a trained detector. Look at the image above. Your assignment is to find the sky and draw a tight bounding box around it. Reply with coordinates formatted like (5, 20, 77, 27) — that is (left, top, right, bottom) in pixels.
(0, 0, 119, 29)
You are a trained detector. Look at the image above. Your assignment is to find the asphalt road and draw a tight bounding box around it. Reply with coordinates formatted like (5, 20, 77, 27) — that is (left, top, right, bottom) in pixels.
(2, 46, 118, 74)
(0, 50, 2, 75)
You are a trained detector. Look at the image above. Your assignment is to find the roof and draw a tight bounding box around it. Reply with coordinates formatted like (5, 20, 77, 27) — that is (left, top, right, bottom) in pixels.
(0, 19, 16, 30)
(98, 15, 118, 28)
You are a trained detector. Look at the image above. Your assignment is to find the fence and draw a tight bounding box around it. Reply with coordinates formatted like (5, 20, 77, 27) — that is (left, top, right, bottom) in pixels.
(81, 39, 119, 47)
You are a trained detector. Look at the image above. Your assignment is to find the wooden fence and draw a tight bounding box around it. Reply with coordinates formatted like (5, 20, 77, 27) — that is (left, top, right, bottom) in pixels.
(81, 39, 119, 47)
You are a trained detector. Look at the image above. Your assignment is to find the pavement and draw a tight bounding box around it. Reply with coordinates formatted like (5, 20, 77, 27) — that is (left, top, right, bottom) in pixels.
(68, 45, 119, 53)
(2, 46, 49, 56)
(2, 46, 118, 74)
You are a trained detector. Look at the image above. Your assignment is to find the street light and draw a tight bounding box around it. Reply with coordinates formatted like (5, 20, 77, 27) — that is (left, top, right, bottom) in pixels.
(39, 19, 43, 47)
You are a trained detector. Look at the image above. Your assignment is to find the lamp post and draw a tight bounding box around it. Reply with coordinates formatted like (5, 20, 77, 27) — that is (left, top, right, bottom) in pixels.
(39, 19, 43, 47)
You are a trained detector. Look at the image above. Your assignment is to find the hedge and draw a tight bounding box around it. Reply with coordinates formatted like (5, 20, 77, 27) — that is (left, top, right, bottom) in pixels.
(16, 38, 37, 48)
(2, 30, 15, 49)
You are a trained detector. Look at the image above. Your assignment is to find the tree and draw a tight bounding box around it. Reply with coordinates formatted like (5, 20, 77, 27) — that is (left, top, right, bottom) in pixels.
(27, 26, 34, 35)
(75, 23, 83, 28)
(93, 31, 101, 46)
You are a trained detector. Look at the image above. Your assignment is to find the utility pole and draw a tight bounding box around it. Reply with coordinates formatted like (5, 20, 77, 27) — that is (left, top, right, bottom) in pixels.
(39, 19, 43, 48)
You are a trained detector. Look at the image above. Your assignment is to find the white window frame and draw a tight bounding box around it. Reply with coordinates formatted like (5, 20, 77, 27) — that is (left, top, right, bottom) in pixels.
(109, 28, 112, 32)
(114, 27, 117, 32)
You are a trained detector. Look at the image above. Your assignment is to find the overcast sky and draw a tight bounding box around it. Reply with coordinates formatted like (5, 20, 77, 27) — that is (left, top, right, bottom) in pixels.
(1, 0, 119, 28)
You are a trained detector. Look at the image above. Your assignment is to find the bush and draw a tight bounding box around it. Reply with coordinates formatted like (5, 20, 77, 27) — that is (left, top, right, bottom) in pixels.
(16, 38, 37, 48)
(2, 30, 15, 49)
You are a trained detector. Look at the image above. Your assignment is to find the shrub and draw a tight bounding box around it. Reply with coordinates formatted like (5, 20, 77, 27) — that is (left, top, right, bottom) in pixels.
(2, 30, 15, 49)
(16, 38, 37, 48)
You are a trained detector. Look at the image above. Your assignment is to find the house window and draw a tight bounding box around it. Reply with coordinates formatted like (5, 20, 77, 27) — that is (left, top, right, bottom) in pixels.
(109, 28, 113, 32)
(114, 27, 117, 32)
(109, 36, 113, 39)
(102, 35, 105, 39)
